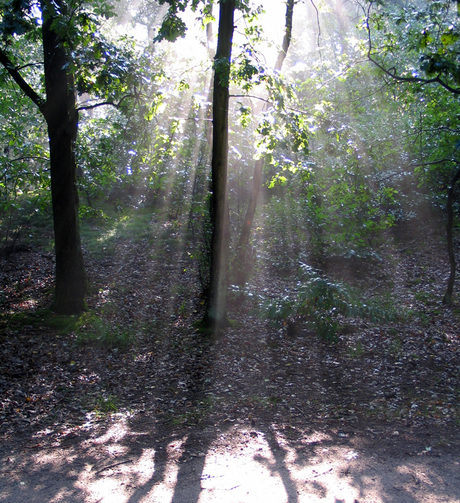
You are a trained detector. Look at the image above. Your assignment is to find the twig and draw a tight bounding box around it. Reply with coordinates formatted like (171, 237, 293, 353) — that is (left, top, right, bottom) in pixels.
(95, 458, 134, 474)
(307, 467, 333, 479)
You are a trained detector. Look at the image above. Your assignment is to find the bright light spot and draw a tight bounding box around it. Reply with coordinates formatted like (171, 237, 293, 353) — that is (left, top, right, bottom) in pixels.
(87, 477, 128, 503)
(131, 448, 156, 483)
(93, 419, 128, 444)
(291, 61, 308, 73)
(231, 146, 242, 158)
(98, 228, 117, 243)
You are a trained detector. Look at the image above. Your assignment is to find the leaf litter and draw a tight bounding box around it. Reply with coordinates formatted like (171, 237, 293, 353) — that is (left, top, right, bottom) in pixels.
(0, 215, 460, 502)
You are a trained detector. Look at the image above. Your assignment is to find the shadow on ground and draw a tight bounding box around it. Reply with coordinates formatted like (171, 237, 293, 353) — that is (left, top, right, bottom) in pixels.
(1, 413, 460, 503)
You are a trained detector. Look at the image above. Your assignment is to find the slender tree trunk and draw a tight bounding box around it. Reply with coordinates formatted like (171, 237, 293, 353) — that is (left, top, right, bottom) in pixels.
(42, 0, 87, 314)
(204, 0, 236, 329)
(443, 165, 460, 305)
(233, 0, 295, 286)
(188, 7, 214, 234)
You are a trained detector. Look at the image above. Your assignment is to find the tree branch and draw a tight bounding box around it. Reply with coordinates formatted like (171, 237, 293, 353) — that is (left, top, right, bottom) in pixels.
(0, 48, 46, 112)
(9, 156, 50, 164)
(308, 0, 321, 48)
(411, 158, 456, 169)
(17, 62, 44, 71)
(77, 94, 134, 111)
(364, 4, 460, 95)
(230, 93, 271, 104)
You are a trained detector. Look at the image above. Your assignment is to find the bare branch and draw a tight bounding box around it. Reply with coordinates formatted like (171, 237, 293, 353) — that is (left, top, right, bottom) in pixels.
(17, 62, 44, 71)
(411, 158, 457, 168)
(230, 93, 271, 105)
(0, 49, 46, 112)
(308, 0, 321, 47)
(77, 94, 134, 111)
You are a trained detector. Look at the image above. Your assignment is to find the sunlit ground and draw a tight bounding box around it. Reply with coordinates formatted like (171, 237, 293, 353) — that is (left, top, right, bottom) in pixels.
(2, 415, 458, 502)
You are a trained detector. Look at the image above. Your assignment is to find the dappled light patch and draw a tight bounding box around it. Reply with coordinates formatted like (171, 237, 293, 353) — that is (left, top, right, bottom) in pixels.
(2, 422, 458, 502)
(93, 420, 129, 445)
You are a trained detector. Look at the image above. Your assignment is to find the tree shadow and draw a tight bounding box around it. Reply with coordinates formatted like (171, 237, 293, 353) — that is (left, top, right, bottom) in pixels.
(1, 404, 460, 503)
(252, 426, 300, 503)
(121, 331, 231, 503)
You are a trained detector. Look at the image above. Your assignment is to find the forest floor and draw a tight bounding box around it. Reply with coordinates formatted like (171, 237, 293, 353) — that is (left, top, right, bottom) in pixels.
(0, 209, 460, 502)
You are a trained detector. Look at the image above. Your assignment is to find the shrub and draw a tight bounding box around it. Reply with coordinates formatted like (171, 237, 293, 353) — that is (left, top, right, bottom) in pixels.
(265, 263, 397, 341)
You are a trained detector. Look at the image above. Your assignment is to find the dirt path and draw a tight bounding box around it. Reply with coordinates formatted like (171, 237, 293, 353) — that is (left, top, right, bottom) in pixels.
(1, 419, 460, 503)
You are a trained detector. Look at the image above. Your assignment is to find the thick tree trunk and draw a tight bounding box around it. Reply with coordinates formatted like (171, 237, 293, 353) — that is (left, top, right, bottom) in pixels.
(443, 165, 460, 305)
(204, 0, 236, 329)
(233, 0, 295, 286)
(42, 0, 87, 314)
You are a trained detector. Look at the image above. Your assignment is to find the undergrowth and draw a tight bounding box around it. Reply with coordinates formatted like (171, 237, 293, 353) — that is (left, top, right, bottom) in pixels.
(263, 263, 400, 341)
(75, 312, 137, 349)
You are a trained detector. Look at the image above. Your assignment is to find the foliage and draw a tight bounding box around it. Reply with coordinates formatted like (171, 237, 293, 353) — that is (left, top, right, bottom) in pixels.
(221, 5, 413, 264)
(93, 394, 119, 415)
(261, 195, 307, 273)
(265, 264, 398, 341)
(0, 0, 136, 104)
(0, 308, 81, 335)
(0, 0, 168, 268)
(0, 67, 50, 248)
(366, 0, 460, 93)
(75, 311, 137, 349)
(365, 0, 460, 195)
(154, 0, 253, 43)
(1, 0, 458, 310)
(286, 56, 415, 258)
(363, 0, 460, 302)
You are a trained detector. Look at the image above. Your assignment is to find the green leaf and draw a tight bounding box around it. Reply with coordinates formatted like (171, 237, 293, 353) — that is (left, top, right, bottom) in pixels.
(155, 12, 187, 42)
(441, 30, 459, 46)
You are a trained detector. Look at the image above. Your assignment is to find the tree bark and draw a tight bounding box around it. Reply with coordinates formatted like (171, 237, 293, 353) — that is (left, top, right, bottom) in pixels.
(233, 0, 295, 286)
(41, 0, 87, 314)
(204, 0, 236, 329)
(443, 165, 460, 305)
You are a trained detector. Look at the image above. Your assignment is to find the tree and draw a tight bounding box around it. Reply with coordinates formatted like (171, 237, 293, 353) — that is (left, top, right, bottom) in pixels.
(1, 0, 87, 313)
(364, 0, 460, 304)
(204, 0, 236, 329)
(155, 0, 241, 328)
(0, 0, 140, 313)
(233, 0, 295, 286)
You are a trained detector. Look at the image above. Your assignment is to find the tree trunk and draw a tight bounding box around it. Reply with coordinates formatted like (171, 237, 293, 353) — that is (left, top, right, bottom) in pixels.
(443, 165, 460, 305)
(204, 0, 236, 330)
(233, 0, 295, 286)
(41, 0, 87, 314)
(188, 7, 214, 237)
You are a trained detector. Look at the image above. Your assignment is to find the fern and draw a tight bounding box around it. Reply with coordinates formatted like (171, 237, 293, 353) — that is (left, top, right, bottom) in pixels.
(265, 263, 397, 341)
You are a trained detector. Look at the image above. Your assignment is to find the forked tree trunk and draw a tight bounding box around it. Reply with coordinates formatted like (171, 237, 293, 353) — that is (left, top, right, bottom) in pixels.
(233, 0, 295, 286)
(42, 0, 87, 314)
(443, 164, 460, 305)
(204, 0, 236, 329)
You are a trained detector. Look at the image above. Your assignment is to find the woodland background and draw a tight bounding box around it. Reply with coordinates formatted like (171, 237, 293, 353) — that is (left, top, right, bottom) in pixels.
(1, 1, 460, 501)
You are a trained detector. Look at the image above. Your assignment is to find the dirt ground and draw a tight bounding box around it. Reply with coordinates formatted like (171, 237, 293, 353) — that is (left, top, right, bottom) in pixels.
(1, 418, 460, 502)
(1, 216, 460, 502)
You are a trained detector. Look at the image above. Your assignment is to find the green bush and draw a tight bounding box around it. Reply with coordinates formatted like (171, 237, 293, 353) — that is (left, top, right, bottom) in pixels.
(76, 312, 136, 349)
(265, 264, 397, 341)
